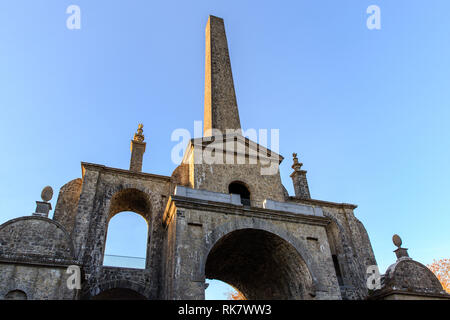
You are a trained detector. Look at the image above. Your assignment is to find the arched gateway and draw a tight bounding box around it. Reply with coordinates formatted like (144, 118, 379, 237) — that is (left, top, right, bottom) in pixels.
(163, 186, 343, 300)
(205, 228, 315, 299)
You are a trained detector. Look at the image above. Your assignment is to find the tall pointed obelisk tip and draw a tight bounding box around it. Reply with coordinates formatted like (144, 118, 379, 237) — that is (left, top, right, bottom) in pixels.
(208, 15, 223, 21)
(203, 15, 241, 136)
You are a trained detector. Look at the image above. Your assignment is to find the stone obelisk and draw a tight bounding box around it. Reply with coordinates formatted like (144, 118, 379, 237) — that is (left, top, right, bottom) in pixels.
(203, 15, 242, 136)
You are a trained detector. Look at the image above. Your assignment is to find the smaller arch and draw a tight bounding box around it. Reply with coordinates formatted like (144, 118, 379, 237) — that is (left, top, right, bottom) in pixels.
(103, 211, 148, 269)
(228, 181, 251, 206)
(4, 290, 27, 300)
(84, 280, 148, 300)
(108, 188, 152, 222)
(102, 188, 152, 269)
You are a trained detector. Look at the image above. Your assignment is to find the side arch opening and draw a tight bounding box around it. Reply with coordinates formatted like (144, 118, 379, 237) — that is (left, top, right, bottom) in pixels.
(103, 188, 151, 269)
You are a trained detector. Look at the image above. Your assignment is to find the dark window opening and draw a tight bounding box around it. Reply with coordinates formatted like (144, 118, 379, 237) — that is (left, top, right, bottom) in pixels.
(228, 182, 251, 206)
(332, 254, 344, 286)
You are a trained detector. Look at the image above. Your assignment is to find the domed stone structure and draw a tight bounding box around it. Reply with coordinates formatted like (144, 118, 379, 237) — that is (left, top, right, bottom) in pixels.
(0, 216, 77, 299)
(383, 258, 445, 295)
(369, 236, 450, 300)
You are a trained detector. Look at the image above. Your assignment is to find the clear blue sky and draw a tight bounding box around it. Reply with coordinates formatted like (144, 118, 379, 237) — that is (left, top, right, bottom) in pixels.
(1, 1, 449, 299)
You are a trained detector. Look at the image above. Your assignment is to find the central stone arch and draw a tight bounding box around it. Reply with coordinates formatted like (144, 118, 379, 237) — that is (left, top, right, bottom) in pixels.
(202, 220, 318, 300)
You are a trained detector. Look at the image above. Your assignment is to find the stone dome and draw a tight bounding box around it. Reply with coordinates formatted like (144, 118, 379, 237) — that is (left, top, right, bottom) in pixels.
(0, 216, 75, 263)
(383, 257, 445, 295)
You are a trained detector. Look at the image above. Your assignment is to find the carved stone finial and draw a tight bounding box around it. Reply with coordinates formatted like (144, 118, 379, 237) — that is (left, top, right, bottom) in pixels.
(291, 152, 303, 171)
(392, 234, 410, 260)
(290, 152, 310, 198)
(33, 186, 53, 217)
(133, 123, 145, 142)
(41, 186, 53, 202)
(130, 123, 146, 172)
(392, 234, 402, 248)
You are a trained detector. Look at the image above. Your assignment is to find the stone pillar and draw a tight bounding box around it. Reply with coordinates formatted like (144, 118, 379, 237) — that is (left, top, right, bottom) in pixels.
(203, 15, 241, 136)
(130, 124, 146, 172)
(32, 186, 53, 218)
(392, 234, 410, 260)
(33, 201, 52, 218)
(290, 153, 311, 199)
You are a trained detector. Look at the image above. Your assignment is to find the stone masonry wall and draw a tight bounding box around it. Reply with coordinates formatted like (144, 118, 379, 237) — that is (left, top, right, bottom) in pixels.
(191, 146, 286, 208)
(53, 178, 82, 235)
(290, 198, 377, 299)
(0, 263, 76, 300)
(71, 163, 172, 299)
(0, 217, 74, 261)
(165, 198, 342, 300)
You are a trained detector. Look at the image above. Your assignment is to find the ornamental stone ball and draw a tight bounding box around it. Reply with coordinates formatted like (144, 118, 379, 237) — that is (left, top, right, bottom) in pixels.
(392, 234, 402, 248)
(41, 186, 53, 202)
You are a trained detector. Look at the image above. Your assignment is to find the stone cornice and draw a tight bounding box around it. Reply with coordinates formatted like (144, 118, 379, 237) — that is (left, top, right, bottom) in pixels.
(0, 254, 80, 268)
(368, 288, 450, 300)
(289, 169, 307, 177)
(288, 196, 358, 210)
(81, 162, 172, 182)
(163, 195, 331, 228)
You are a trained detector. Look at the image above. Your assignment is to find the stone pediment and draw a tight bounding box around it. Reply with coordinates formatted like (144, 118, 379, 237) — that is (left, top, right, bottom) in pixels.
(181, 133, 284, 166)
